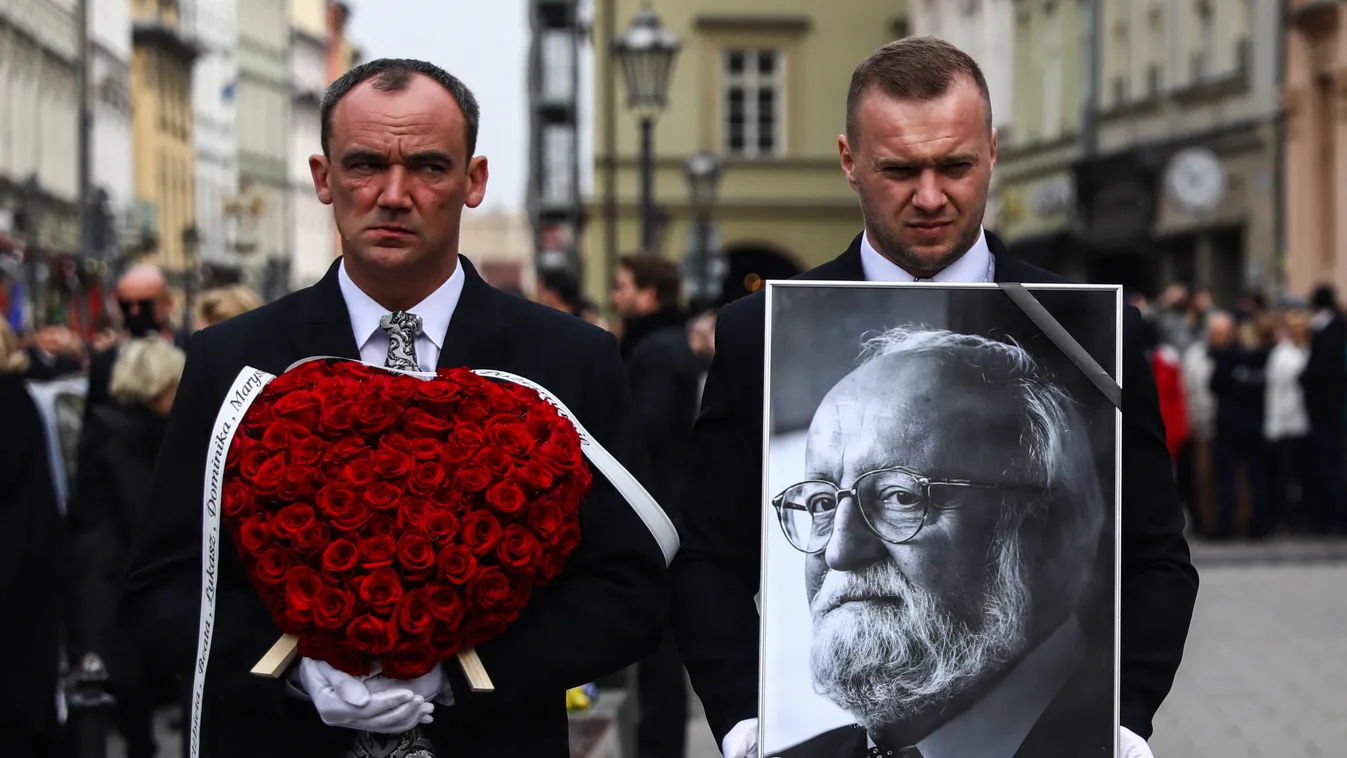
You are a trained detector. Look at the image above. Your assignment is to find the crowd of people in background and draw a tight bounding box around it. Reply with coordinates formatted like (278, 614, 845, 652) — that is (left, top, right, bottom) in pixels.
(1133, 281, 1347, 540)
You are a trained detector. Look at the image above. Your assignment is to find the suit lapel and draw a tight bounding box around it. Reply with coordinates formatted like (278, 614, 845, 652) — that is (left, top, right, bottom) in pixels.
(436, 255, 507, 370)
(289, 258, 362, 363)
(802, 232, 866, 282)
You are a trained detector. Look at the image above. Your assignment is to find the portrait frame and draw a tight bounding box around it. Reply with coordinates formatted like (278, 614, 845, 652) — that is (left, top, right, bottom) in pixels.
(758, 280, 1123, 758)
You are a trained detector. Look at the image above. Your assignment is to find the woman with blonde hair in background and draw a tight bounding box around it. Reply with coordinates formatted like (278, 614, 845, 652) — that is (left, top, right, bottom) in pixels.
(0, 319, 63, 757)
(1266, 308, 1313, 532)
(67, 337, 187, 758)
(193, 284, 262, 331)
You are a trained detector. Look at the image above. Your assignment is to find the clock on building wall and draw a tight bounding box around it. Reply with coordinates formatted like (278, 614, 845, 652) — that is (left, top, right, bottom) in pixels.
(1165, 147, 1227, 213)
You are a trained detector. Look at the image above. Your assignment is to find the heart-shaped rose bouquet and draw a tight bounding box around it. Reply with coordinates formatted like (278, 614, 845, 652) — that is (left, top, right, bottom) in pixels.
(220, 359, 591, 680)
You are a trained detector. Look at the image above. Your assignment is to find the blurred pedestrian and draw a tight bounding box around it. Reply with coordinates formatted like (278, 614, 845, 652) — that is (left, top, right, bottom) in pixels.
(1209, 313, 1272, 538)
(193, 284, 262, 332)
(0, 319, 63, 758)
(1265, 309, 1312, 532)
(67, 337, 187, 758)
(1300, 284, 1347, 534)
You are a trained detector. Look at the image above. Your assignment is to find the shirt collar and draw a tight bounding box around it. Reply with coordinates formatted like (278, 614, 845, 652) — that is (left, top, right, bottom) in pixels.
(337, 256, 465, 352)
(867, 615, 1086, 758)
(859, 227, 995, 283)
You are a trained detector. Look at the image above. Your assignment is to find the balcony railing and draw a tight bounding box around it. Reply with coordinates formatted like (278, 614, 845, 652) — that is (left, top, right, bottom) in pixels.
(132, 3, 202, 62)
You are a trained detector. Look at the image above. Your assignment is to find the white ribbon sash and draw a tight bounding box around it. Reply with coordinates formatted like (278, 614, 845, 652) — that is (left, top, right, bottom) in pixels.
(190, 361, 680, 758)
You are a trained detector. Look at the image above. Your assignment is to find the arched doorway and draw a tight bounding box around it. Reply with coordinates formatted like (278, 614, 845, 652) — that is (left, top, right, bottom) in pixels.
(715, 243, 804, 308)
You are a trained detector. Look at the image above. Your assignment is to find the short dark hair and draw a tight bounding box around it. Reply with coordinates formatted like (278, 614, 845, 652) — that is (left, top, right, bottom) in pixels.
(846, 36, 992, 140)
(539, 269, 581, 306)
(321, 58, 480, 159)
(619, 253, 683, 307)
(1312, 283, 1337, 310)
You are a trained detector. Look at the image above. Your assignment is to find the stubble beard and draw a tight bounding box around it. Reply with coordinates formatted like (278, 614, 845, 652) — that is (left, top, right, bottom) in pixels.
(860, 188, 988, 278)
(808, 531, 1030, 731)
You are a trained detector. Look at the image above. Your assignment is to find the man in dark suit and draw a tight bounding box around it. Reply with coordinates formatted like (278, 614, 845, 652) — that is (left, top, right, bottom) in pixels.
(1300, 284, 1347, 534)
(119, 58, 668, 757)
(672, 37, 1198, 758)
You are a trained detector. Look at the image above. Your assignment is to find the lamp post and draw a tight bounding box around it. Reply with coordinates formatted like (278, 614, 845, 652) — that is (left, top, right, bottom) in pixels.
(181, 224, 200, 334)
(611, 3, 679, 253)
(683, 150, 724, 311)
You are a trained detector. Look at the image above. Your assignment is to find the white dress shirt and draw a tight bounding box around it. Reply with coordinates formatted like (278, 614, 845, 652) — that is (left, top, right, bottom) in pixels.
(859, 227, 996, 284)
(337, 257, 465, 372)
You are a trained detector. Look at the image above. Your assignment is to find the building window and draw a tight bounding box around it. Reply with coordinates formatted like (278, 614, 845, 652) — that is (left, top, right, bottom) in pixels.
(1192, 0, 1213, 81)
(722, 49, 783, 159)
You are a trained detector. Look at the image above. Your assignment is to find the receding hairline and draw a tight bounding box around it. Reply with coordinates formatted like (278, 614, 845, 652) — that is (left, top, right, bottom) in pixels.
(844, 37, 994, 139)
(846, 73, 993, 140)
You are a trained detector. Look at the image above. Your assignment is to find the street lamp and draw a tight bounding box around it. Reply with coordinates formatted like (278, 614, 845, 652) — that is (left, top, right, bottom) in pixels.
(181, 224, 200, 333)
(611, 3, 679, 252)
(683, 150, 725, 310)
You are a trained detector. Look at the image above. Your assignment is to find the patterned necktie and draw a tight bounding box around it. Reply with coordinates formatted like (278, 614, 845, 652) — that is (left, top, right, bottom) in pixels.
(868, 746, 923, 758)
(379, 310, 422, 371)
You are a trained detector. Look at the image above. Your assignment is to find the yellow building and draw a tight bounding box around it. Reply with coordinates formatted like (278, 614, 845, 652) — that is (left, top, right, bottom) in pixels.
(130, 0, 199, 284)
(585, 0, 909, 307)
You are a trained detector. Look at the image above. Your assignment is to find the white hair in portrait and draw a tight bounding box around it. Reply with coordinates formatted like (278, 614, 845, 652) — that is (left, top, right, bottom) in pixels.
(808, 324, 1108, 729)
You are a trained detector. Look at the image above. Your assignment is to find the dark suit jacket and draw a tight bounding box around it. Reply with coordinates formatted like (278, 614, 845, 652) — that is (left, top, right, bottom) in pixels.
(118, 257, 669, 757)
(672, 231, 1199, 746)
(1300, 312, 1347, 429)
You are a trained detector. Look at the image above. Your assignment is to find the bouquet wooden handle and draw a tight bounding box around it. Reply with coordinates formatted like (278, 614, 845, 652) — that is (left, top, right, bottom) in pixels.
(251, 635, 496, 692)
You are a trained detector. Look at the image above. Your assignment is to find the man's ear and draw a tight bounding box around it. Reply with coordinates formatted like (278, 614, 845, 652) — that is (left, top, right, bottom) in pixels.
(465, 156, 489, 209)
(839, 135, 860, 194)
(310, 155, 333, 205)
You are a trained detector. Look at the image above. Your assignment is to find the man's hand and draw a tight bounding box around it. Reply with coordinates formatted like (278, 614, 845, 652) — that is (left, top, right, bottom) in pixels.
(366, 663, 452, 707)
(1119, 726, 1154, 758)
(722, 719, 758, 758)
(297, 658, 433, 733)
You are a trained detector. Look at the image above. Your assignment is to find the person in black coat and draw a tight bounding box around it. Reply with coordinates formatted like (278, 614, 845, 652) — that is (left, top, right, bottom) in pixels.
(672, 38, 1198, 758)
(83, 263, 181, 416)
(1300, 284, 1347, 534)
(1207, 315, 1273, 538)
(0, 321, 63, 758)
(68, 337, 186, 758)
(118, 58, 667, 758)
(611, 253, 703, 758)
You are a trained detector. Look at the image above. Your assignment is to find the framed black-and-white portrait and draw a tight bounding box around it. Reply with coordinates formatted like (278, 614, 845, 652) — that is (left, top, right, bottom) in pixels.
(758, 281, 1122, 758)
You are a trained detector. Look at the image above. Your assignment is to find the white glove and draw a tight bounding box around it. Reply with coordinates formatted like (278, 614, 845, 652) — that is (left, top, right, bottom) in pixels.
(297, 658, 434, 733)
(722, 719, 759, 758)
(1119, 726, 1154, 758)
(366, 663, 453, 708)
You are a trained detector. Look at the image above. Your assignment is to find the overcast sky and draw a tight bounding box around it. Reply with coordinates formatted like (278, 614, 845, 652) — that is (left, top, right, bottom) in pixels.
(346, 0, 532, 213)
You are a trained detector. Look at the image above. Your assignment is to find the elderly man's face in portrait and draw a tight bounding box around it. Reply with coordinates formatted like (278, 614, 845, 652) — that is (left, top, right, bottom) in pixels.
(790, 352, 1054, 730)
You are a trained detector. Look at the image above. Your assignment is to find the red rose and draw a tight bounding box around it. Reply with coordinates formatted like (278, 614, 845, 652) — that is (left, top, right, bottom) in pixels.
(426, 621, 463, 658)
(380, 433, 412, 452)
(539, 432, 582, 471)
(504, 574, 533, 610)
(425, 585, 465, 628)
(421, 509, 460, 543)
(404, 408, 454, 439)
(457, 398, 490, 422)
(272, 389, 322, 429)
(381, 642, 437, 680)
(407, 437, 441, 462)
(319, 402, 358, 435)
(436, 545, 477, 585)
(343, 459, 377, 488)
(394, 588, 435, 637)
(347, 614, 398, 655)
(267, 366, 314, 395)
(525, 401, 562, 437)
(248, 453, 287, 497)
(451, 467, 492, 493)
(441, 424, 484, 466)
(554, 521, 582, 554)
(417, 378, 462, 412)
(222, 480, 255, 518)
(291, 522, 330, 556)
(488, 423, 535, 459)
(461, 614, 508, 649)
(408, 462, 446, 495)
(312, 584, 356, 630)
(397, 533, 437, 576)
(367, 514, 399, 539)
(255, 547, 294, 584)
(467, 566, 511, 609)
(239, 447, 270, 482)
(398, 497, 432, 530)
(381, 374, 421, 404)
(461, 511, 503, 557)
(359, 568, 404, 614)
(365, 481, 403, 512)
(320, 538, 359, 576)
(326, 642, 369, 677)
(274, 504, 315, 538)
(291, 435, 326, 467)
(473, 447, 514, 477)
(239, 514, 273, 556)
(359, 535, 397, 568)
(497, 524, 543, 572)
(284, 566, 323, 612)
(279, 465, 320, 501)
(226, 431, 250, 470)
(430, 488, 466, 513)
(261, 418, 310, 452)
(326, 494, 372, 532)
(485, 481, 527, 515)
(526, 498, 565, 540)
(514, 460, 555, 491)
(355, 398, 403, 435)
(370, 446, 414, 480)
(329, 434, 368, 461)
